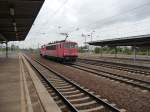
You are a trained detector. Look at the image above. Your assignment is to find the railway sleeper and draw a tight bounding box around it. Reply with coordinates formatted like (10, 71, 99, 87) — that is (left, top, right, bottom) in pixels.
(57, 87, 76, 91)
(64, 93, 84, 98)
(69, 96, 90, 102)
(50, 80, 66, 84)
(56, 85, 73, 89)
(76, 104, 103, 111)
(50, 79, 64, 82)
(74, 100, 97, 107)
(79, 105, 104, 112)
(61, 90, 79, 94)
(53, 83, 69, 87)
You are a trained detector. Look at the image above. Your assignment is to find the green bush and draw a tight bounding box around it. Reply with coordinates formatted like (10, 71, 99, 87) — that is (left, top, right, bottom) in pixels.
(94, 47, 100, 54)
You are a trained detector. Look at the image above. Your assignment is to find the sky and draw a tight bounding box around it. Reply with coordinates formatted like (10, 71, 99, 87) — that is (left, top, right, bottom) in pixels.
(16, 0, 150, 48)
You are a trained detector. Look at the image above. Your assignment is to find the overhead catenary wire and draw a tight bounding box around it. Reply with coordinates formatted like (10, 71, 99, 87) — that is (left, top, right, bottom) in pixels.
(76, 1, 150, 42)
(38, 1, 150, 36)
(86, 1, 150, 29)
(60, 1, 150, 37)
(27, 1, 150, 48)
(42, 0, 69, 25)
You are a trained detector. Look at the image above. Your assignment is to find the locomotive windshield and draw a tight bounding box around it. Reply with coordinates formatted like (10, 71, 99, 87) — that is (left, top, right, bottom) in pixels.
(64, 43, 77, 48)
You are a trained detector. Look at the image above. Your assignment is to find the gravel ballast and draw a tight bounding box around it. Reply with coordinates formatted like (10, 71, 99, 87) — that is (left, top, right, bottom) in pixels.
(34, 56, 150, 112)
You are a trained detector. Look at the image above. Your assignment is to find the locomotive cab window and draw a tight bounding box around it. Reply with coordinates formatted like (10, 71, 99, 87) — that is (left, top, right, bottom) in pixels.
(46, 45, 56, 50)
(64, 43, 77, 48)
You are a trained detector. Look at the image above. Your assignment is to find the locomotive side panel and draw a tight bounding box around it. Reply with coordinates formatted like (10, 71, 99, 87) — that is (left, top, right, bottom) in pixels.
(40, 41, 78, 63)
(56, 43, 64, 58)
(46, 44, 57, 57)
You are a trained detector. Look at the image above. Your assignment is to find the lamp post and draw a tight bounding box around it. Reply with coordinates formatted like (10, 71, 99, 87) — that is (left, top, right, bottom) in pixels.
(87, 30, 95, 53)
(90, 30, 95, 42)
(81, 33, 87, 47)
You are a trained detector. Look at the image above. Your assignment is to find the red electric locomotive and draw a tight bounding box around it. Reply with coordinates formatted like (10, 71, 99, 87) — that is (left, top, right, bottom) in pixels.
(40, 40, 78, 62)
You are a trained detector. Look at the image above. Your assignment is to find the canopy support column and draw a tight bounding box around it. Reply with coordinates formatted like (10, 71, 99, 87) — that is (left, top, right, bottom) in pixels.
(133, 45, 136, 63)
(100, 46, 103, 57)
(115, 46, 117, 58)
(6, 41, 8, 58)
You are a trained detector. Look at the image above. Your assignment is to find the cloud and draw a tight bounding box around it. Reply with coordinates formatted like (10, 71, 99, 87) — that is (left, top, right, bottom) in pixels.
(76, 0, 150, 29)
(20, 0, 150, 48)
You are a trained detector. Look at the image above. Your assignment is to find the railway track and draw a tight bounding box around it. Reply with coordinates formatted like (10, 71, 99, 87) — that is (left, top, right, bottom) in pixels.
(70, 63, 150, 91)
(98, 57, 150, 63)
(24, 55, 125, 112)
(77, 58, 150, 76)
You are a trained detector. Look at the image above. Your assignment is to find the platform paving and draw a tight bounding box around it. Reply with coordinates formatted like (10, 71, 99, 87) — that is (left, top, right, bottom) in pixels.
(0, 55, 20, 112)
(0, 53, 61, 112)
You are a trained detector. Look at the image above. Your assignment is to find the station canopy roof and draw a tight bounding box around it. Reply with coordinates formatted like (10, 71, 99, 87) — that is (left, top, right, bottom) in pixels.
(88, 34, 150, 47)
(0, 0, 44, 42)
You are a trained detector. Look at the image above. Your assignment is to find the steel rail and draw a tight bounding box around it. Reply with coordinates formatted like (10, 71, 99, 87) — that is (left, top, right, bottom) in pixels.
(77, 58, 150, 76)
(71, 64, 150, 91)
(24, 55, 122, 112)
(24, 56, 79, 112)
(75, 63, 150, 84)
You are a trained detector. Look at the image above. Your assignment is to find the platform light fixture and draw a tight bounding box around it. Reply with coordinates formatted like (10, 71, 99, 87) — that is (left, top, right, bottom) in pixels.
(10, 7, 15, 16)
(14, 26, 17, 32)
(12, 21, 17, 32)
(12, 22, 16, 26)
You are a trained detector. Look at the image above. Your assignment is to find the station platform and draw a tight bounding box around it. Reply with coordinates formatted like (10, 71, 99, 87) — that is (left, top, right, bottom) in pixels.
(0, 53, 61, 112)
(0, 55, 20, 112)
